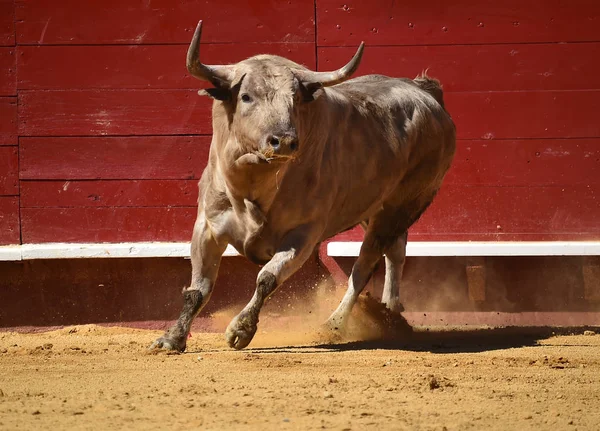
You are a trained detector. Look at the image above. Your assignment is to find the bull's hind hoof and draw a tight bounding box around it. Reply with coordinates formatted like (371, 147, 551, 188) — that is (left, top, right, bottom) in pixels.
(149, 336, 186, 352)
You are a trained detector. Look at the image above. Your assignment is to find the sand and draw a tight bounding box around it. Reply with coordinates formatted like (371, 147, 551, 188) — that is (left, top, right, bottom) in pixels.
(1, 307, 600, 431)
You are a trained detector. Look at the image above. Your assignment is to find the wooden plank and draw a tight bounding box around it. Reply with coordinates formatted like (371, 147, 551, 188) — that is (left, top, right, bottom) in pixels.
(0, 47, 16, 95)
(18, 43, 316, 90)
(446, 90, 600, 140)
(331, 185, 600, 242)
(20, 137, 598, 186)
(446, 139, 600, 187)
(20, 136, 210, 180)
(0, 146, 18, 195)
(319, 43, 600, 92)
(18, 90, 213, 136)
(317, 0, 600, 46)
(21, 207, 197, 243)
(24, 185, 599, 243)
(0, 0, 15, 46)
(0, 197, 19, 245)
(0, 97, 16, 145)
(20, 180, 198, 208)
(16, 0, 314, 45)
(19, 89, 600, 139)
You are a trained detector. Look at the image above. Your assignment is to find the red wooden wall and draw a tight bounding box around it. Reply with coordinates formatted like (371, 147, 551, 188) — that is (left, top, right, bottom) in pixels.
(1, 0, 599, 245)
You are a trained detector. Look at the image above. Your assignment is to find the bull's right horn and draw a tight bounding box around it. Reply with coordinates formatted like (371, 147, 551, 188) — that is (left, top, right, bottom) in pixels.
(186, 21, 235, 88)
(295, 42, 365, 87)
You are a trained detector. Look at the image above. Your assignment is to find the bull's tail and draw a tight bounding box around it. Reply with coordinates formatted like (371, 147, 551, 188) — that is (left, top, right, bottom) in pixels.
(414, 71, 445, 109)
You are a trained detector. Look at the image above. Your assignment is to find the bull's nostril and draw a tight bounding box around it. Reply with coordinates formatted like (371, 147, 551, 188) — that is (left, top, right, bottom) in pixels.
(290, 141, 298, 151)
(268, 136, 280, 148)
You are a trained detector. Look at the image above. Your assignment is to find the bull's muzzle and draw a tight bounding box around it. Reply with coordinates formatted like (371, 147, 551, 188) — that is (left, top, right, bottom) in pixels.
(267, 134, 299, 156)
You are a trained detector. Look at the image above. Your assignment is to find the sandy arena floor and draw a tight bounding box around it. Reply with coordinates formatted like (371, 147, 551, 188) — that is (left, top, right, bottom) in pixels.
(1, 305, 600, 431)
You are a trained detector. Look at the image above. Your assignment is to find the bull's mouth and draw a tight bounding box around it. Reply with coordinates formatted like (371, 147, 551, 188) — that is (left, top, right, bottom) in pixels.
(252, 147, 296, 164)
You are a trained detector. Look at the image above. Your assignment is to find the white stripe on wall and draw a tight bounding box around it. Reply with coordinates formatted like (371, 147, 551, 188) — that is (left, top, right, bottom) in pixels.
(1, 241, 599, 261)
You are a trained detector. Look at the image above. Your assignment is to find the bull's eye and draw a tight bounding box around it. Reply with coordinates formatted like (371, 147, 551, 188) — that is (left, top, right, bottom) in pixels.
(241, 93, 252, 103)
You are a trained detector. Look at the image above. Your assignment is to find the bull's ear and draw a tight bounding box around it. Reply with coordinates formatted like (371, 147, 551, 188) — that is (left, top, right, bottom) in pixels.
(298, 81, 323, 102)
(198, 87, 231, 101)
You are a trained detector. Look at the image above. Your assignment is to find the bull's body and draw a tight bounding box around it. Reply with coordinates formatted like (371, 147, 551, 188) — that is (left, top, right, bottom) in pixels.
(151, 22, 455, 351)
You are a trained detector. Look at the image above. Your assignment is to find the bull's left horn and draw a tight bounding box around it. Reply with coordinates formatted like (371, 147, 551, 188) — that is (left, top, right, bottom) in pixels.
(187, 20, 235, 88)
(296, 42, 365, 87)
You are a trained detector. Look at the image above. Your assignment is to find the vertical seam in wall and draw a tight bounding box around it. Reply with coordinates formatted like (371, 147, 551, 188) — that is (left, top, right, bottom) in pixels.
(13, 0, 22, 244)
(314, 0, 318, 71)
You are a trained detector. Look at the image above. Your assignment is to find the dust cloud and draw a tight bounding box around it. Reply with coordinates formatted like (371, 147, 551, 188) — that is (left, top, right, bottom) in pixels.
(207, 279, 413, 348)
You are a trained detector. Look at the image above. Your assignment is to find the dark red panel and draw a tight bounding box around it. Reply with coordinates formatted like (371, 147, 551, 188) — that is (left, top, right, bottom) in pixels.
(21, 207, 197, 243)
(0, 146, 18, 195)
(0, 0, 14, 46)
(0, 97, 16, 145)
(0, 48, 16, 95)
(19, 89, 600, 139)
(20, 180, 198, 208)
(16, 0, 314, 44)
(317, 0, 600, 46)
(20, 136, 210, 180)
(446, 90, 600, 140)
(319, 43, 600, 92)
(0, 197, 19, 245)
(331, 185, 600, 242)
(18, 90, 212, 136)
(18, 43, 316, 90)
(446, 139, 600, 187)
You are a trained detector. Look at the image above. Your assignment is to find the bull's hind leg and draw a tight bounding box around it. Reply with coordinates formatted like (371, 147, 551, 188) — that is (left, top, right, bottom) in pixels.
(150, 215, 226, 352)
(382, 231, 408, 313)
(326, 195, 432, 332)
(325, 214, 403, 331)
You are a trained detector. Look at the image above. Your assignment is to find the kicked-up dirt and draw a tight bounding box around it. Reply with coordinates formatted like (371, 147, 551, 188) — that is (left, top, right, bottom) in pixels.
(1, 301, 600, 431)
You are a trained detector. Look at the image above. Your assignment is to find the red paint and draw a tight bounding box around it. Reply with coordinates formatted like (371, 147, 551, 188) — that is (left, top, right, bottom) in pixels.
(0, 197, 19, 245)
(446, 139, 600, 187)
(0, 146, 18, 195)
(18, 90, 213, 136)
(317, 0, 600, 46)
(16, 0, 315, 44)
(0, 97, 16, 145)
(21, 180, 198, 208)
(447, 91, 600, 140)
(331, 185, 600, 242)
(18, 43, 316, 90)
(319, 43, 600, 92)
(19, 89, 600, 140)
(0, 0, 14, 46)
(0, 48, 16, 95)
(5, 1, 600, 247)
(20, 136, 210, 180)
(21, 207, 197, 243)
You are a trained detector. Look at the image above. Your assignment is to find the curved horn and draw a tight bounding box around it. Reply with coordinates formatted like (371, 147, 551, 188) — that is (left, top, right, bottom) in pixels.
(187, 21, 234, 87)
(296, 42, 365, 87)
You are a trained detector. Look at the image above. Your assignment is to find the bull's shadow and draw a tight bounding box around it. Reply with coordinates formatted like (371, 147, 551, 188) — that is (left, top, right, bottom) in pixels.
(241, 326, 597, 355)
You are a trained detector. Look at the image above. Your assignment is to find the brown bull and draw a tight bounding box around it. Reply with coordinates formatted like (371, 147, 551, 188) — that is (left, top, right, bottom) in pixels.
(151, 21, 456, 351)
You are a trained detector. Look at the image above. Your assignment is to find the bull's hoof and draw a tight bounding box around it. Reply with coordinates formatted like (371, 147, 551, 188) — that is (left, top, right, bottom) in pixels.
(225, 315, 258, 350)
(383, 298, 405, 314)
(323, 313, 347, 333)
(148, 336, 186, 352)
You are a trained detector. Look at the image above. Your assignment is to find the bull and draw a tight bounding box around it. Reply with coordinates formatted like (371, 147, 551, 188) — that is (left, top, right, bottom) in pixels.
(151, 21, 456, 351)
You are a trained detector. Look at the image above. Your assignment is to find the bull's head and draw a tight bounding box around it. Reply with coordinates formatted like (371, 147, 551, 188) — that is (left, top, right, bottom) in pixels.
(186, 21, 364, 163)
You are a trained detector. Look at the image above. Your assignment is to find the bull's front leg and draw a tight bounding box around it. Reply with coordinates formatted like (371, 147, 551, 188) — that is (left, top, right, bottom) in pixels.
(150, 216, 227, 352)
(225, 228, 317, 350)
